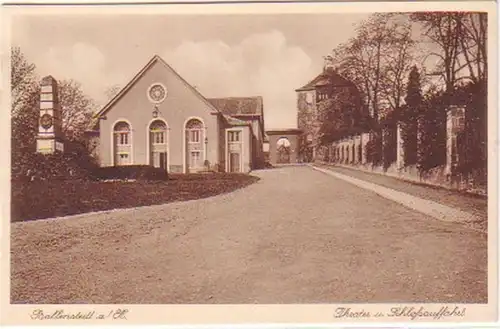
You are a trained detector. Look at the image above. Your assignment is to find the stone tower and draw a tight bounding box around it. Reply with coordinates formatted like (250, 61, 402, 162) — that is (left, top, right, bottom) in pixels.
(296, 55, 364, 162)
(36, 76, 64, 154)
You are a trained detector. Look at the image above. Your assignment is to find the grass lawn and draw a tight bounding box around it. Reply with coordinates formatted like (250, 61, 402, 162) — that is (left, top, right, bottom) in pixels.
(11, 173, 259, 222)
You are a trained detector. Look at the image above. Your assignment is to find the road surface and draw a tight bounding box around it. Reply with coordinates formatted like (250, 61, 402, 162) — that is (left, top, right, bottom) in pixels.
(11, 166, 487, 304)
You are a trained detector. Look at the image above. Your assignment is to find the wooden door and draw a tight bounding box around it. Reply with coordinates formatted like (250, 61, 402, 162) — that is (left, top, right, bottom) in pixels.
(159, 152, 167, 170)
(229, 152, 241, 173)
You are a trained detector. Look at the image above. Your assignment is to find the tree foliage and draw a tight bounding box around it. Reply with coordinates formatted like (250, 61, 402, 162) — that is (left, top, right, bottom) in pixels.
(58, 79, 97, 141)
(11, 47, 38, 116)
(325, 12, 487, 184)
(416, 91, 447, 173)
(11, 47, 40, 167)
(454, 81, 487, 179)
(332, 13, 419, 121)
(400, 65, 423, 166)
(11, 47, 99, 180)
(317, 88, 370, 146)
(411, 12, 487, 94)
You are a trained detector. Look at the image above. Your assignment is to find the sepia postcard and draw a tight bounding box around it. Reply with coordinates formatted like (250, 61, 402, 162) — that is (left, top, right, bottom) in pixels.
(0, 0, 498, 326)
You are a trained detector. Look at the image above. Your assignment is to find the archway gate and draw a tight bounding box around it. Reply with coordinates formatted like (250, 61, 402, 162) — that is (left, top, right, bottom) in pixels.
(266, 129, 302, 165)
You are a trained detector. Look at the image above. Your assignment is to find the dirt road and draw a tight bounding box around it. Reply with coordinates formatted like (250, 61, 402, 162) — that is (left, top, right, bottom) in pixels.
(11, 166, 487, 303)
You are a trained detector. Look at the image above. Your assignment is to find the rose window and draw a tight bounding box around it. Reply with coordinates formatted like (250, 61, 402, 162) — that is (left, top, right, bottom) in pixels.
(148, 83, 167, 103)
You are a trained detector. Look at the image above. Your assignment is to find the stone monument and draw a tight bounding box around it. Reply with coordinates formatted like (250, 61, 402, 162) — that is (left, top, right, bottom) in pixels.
(36, 76, 64, 154)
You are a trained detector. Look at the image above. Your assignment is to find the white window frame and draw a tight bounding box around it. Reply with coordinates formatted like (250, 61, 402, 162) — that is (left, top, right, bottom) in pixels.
(228, 131, 241, 143)
(111, 119, 133, 166)
(118, 152, 130, 164)
(183, 117, 206, 173)
(188, 129, 201, 144)
(225, 128, 244, 173)
(152, 130, 166, 145)
(117, 132, 130, 146)
(146, 118, 169, 172)
(190, 150, 201, 168)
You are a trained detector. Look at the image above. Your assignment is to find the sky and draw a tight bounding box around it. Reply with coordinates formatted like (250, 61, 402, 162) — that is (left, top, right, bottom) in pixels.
(12, 13, 371, 129)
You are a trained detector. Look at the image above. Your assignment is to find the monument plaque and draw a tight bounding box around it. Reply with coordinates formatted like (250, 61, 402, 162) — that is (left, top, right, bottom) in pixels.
(36, 75, 64, 154)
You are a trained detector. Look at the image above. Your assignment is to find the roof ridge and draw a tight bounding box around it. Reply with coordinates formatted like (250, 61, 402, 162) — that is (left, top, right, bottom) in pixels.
(95, 54, 220, 118)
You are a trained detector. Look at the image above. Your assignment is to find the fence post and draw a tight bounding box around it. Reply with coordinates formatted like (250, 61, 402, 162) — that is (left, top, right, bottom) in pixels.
(361, 132, 369, 164)
(396, 122, 405, 170)
(445, 105, 466, 175)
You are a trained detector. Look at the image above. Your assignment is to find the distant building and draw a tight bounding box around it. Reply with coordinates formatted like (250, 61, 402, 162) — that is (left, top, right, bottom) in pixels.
(295, 55, 364, 162)
(86, 55, 265, 173)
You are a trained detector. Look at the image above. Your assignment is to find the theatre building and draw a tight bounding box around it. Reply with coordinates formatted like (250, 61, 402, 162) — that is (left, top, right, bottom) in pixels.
(86, 55, 265, 173)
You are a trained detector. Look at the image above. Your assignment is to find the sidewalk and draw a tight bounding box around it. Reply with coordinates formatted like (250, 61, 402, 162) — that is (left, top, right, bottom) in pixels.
(314, 164, 488, 233)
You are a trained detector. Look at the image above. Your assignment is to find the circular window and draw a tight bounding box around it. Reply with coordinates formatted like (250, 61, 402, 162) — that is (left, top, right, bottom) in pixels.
(40, 113, 53, 129)
(147, 83, 167, 104)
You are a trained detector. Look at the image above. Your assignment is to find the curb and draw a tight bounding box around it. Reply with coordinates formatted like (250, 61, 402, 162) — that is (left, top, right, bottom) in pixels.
(311, 165, 486, 234)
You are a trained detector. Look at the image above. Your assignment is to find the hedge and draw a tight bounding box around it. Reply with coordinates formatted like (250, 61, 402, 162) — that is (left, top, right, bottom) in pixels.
(93, 165, 168, 181)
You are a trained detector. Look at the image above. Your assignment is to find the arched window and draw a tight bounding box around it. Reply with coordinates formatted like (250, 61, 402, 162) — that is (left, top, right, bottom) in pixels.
(149, 120, 168, 170)
(150, 120, 167, 145)
(186, 119, 203, 144)
(114, 121, 130, 145)
(185, 118, 205, 171)
(113, 121, 131, 166)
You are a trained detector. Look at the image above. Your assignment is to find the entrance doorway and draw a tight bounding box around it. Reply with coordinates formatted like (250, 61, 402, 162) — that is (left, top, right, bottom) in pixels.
(229, 152, 241, 173)
(149, 119, 168, 171)
(159, 152, 167, 170)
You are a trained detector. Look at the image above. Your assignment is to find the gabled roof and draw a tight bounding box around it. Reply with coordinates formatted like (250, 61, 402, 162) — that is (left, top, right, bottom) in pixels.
(207, 96, 263, 116)
(95, 55, 220, 118)
(295, 70, 354, 92)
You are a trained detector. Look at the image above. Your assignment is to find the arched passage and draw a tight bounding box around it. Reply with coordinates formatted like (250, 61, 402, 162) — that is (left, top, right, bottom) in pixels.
(276, 137, 291, 164)
(265, 129, 301, 165)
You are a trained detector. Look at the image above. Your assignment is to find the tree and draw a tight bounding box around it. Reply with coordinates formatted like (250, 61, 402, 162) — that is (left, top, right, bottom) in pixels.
(333, 13, 418, 122)
(457, 13, 487, 84)
(379, 16, 419, 114)
(11, 47, 40, 165)
(412, 12, 487, 179)
(411, 12, 482, 96)
(416, 90, 447, 173)
(58, 79, 97, 141)
(11, 47, 38, 116)
(317, 87, 369, 146)
(401, 65, 423, 166)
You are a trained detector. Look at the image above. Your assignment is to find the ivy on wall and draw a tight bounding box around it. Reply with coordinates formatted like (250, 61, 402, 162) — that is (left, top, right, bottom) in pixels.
(400, 66, 422, 167)
(455, 81, 487, 183)
(415, 95, 447, 173)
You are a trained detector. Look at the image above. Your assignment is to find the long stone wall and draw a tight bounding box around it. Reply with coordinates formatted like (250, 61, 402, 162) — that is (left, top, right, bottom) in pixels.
(319, 105, 486, 196)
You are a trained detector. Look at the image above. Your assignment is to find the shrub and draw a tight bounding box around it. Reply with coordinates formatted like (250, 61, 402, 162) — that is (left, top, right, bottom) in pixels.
(11, 140, 99, 182)
(382, 126, 397, 170)
(94, 165, 168, 181)
(416, 96, 447, 173)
